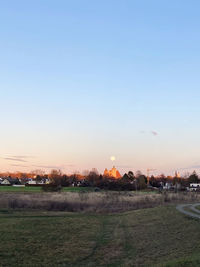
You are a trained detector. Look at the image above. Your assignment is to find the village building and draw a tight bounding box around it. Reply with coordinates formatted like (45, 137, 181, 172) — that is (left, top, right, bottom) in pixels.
(104, 166, 121, 179)
(0, 179, 11, 185)
(175, 171, 181, 178)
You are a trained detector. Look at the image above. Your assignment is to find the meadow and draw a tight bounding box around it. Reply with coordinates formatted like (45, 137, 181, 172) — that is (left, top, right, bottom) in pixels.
(1, 205, 200, 266)
(1, 190, 200, 266)
(0, 186, 91, 193)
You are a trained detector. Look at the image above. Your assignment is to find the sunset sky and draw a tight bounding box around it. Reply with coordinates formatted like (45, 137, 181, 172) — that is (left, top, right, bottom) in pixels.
(1, 1, 200, 175)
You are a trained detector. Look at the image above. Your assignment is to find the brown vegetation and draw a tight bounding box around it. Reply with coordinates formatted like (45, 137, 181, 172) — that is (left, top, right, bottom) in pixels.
(0, 191, 200, 213)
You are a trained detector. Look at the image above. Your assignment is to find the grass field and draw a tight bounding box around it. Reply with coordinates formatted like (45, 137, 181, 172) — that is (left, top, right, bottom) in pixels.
(0, 205, 200, 266)
(0, 186, 92, 193)
(0, 186, 158, 194)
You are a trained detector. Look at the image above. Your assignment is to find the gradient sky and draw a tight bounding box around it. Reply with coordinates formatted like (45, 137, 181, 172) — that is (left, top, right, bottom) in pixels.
(1, 0, 200, 175)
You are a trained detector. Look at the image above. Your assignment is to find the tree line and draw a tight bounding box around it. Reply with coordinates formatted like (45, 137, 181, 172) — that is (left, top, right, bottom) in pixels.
(1, 169, 199, 191)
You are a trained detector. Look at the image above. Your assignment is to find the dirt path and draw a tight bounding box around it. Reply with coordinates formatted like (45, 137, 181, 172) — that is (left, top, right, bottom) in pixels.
(176, 203, 200, 219)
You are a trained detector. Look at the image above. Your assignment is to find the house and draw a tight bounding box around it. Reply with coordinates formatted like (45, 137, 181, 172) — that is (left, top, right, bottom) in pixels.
(8, 178, 21, 185)
(189, 183, 200, 191)
(27, 179, 37, 185)
(1, 179, 11, 185)
(162, 182, 173, 190)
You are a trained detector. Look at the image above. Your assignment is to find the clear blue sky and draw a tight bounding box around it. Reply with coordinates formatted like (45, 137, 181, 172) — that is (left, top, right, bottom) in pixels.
(1, 0, 200, 175)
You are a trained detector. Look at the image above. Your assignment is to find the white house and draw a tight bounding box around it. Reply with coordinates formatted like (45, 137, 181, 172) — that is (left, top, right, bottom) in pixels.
(1, 179, 11, 185)
(27, 179, 37, 185)
(163, 182, 173, 190)
(189, 183, 200, 191)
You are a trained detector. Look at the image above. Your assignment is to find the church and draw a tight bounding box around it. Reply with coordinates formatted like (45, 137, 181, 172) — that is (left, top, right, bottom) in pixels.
(103, 166, 121, 179)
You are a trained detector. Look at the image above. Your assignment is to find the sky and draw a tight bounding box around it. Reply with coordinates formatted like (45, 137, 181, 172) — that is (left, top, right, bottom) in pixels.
(1, 0, 200, 175)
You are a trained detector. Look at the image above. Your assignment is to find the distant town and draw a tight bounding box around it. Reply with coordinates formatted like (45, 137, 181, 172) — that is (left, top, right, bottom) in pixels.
(0, 166, 200, 192)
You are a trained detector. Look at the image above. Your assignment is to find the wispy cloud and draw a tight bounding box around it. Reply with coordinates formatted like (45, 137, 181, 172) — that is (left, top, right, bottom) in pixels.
(12, 155, 36, 159)
(2, 155, 36, 163)
(4, 157, 27, 162)
(151, 131, 158, 136)
(140, 130, 159, 136)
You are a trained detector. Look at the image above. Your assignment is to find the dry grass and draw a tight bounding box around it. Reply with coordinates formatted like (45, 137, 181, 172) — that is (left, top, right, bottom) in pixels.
(0, 191, 200, 213)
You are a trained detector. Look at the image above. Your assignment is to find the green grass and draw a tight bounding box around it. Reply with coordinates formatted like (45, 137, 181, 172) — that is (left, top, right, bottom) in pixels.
(0, 186, 93, 193)
(0, 186, 41, 192)
(0, 205, 200, 266)
(0, 186, 158, 194)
